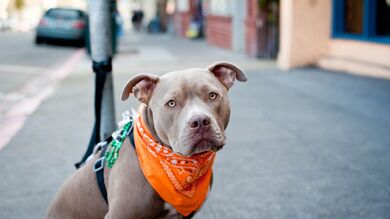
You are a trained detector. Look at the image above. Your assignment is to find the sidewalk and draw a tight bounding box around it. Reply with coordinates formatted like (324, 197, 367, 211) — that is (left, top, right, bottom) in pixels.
(1, 32, 390, 219)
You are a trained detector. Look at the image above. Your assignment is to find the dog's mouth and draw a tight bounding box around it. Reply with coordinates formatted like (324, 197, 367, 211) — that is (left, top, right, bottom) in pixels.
(193, 145, 224, 155)
(170, 135, 225, 156)
(169, 125, 226, 156)
(189, 137, 225, 155)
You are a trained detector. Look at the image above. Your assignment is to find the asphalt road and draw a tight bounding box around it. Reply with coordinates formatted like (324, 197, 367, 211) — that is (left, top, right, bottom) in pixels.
(0, 32, 389, 219)
(0, 31, 78, 93)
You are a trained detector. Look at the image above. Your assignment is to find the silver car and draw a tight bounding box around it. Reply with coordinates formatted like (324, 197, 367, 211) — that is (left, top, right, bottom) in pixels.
(35, 8, 87, 46)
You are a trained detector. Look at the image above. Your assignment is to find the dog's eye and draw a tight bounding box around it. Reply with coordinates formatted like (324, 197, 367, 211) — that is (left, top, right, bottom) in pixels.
(167, 100, 176, 108)
(209, 92, 218, 100)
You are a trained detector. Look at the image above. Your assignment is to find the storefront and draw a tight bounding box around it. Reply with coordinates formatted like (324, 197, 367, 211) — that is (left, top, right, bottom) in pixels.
(278, 0, 390, 78)
(174, 0, 279, 56)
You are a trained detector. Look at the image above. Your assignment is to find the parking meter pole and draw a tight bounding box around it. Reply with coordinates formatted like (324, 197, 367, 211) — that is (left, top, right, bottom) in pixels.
(89, 0, 116, 141)
(74, 0, 117, 168)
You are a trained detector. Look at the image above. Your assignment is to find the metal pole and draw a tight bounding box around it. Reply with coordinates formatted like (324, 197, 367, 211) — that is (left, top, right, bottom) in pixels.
(89, 0, 116, 140)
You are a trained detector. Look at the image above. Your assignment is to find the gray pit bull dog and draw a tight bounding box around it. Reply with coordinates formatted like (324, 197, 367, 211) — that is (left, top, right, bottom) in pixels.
(46, 61, 247, 219)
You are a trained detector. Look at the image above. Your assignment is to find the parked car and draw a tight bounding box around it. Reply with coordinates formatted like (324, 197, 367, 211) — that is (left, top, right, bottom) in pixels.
(35, 8, 87, 46)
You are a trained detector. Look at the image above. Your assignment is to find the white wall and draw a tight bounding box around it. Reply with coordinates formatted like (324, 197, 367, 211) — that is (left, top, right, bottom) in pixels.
(209, 0, 232, 15)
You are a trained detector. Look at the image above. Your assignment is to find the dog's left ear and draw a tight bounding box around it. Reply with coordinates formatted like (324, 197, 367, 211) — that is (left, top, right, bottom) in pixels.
(121, 73, 159, 103)
(208, 61, 247, 89)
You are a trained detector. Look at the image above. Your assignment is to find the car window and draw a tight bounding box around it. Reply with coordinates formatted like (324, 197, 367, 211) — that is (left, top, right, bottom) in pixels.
(45, 9, 82, 20)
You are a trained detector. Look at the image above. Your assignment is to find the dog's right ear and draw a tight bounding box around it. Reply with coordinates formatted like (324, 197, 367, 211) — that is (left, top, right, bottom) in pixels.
(121, 73, 159, 104)
(208, 61, 247, 89)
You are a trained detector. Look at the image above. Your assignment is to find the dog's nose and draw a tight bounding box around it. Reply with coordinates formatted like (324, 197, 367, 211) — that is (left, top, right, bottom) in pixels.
(189, 114, 211, 129)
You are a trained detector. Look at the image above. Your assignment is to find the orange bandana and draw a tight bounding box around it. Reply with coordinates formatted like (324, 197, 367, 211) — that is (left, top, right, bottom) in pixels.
(134, 114, 216, 216)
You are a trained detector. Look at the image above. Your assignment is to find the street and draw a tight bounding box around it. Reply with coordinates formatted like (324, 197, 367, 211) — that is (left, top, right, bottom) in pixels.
(0, 32, 78, 93)
(0, 31, 390, 219)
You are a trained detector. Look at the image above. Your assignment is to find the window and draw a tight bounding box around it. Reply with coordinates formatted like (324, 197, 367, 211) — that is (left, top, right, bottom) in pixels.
(46, 9, 83, 20)
(375, 0, 390, 36)
(332, 0, 390, 44)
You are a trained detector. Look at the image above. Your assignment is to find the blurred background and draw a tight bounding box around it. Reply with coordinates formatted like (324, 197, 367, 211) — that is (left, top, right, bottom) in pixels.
(1, 0, 389, 75)
(0, 0, 389, 218)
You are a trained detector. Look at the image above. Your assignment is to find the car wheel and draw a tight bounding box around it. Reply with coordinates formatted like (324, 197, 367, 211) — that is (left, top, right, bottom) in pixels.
(76, 39, 85, 48)
(35, 36, 44, 45)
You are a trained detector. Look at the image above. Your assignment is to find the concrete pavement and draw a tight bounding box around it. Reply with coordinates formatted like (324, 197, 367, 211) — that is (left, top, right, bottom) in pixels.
(0, 32, 389, 219)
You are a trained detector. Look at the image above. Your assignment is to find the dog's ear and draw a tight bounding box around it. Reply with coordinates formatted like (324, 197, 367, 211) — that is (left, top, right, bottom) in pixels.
(121, 73, 159, 103)
(208, 61, 247, 89)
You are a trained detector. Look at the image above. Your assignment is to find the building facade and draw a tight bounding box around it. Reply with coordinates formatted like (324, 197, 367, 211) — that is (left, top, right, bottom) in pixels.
(173, 0, 390, 78)
(278, 0, 390, 78)
(173, 0, 279, 56)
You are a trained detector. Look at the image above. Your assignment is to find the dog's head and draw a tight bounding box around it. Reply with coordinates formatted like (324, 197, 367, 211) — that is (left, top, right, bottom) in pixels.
(121, 61, 246, 156)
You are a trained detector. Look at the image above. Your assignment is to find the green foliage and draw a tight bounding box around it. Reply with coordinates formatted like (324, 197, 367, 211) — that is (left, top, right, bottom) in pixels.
(14, 0, 25, 11)
(259, 0, 268, 9)
(259, 0, 279, 10)
(258, 0, 279, 24)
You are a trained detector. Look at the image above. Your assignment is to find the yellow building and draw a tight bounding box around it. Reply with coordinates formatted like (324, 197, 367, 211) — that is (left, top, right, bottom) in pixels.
(278, 0, 390, 79)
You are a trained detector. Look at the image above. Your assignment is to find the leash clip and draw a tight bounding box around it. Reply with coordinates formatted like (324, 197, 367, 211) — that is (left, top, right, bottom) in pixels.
(118, 111, 133, 127)
(93, 157, 105, 172)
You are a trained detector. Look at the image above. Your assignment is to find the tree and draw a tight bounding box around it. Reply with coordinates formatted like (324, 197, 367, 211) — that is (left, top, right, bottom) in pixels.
(14, 0, 24, 11)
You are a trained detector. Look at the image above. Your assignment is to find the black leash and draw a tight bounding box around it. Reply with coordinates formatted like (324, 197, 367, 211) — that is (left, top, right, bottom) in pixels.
(93, 137, 111, 203)
(75, 59, 112, 169)
(93, 125, 135, 203)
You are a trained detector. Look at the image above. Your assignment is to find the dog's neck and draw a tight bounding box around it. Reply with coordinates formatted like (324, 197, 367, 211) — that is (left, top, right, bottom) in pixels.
(140, 105, 172, 148)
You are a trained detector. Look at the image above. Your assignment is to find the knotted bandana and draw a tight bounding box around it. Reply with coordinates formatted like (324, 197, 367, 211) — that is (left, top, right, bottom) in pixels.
(134, 113, 215, 216)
